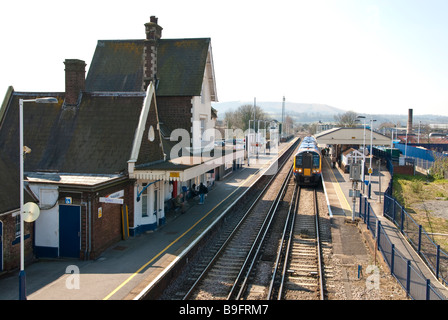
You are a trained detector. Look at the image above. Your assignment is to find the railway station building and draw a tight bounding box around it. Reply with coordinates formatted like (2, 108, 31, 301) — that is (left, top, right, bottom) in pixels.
(315, 127, 392, 169)
(0, 16, 243, 271)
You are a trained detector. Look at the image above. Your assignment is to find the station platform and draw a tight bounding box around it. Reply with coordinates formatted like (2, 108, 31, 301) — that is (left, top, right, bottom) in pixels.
(322, 154, 448, 299)
(1, 141, 447, 300)
(0, 141, 293, 300)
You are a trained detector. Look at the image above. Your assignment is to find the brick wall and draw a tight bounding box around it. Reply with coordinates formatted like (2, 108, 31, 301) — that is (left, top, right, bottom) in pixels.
(87, 182, 134, 260)
(157, 96, 193, 142)
(0, 213, 34, 271)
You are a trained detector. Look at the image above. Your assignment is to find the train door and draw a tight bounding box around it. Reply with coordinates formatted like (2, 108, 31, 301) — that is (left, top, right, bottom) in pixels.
(303, 152, 312, 176)
(59, 205, 81, 258)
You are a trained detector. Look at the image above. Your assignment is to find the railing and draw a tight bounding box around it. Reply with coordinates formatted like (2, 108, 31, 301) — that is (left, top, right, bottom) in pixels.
(358, 194, 446, 300)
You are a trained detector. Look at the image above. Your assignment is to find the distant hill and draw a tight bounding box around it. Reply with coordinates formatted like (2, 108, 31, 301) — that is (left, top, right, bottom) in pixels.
(212, 101, 448, 126)
(212, 101, 346, 123)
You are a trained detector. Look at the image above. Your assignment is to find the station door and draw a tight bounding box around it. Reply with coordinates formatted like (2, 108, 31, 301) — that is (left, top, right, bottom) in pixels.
(59, 205, 80, 258)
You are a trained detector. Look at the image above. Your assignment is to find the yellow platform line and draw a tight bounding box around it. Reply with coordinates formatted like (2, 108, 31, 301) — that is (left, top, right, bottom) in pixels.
(323, 158, 352, 216)
(103, 168, 259, 300)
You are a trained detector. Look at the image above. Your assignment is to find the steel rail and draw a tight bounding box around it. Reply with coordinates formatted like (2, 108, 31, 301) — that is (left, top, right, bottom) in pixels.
(182, 141, 298, 300)
(268, 183, 299, 300)
(314, 188, 325, 300)
(228, 166, 293, 300)
(277, 185, 301, 300)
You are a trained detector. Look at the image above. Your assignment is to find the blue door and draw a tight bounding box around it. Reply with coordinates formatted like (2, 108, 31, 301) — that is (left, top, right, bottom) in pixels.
(59, 205, 80, 258)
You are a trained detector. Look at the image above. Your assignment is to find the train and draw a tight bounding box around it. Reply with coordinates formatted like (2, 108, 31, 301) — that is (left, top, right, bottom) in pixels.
(293, 136, 322, 186)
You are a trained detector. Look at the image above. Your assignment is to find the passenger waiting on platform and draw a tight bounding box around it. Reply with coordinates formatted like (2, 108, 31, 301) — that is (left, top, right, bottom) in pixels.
(198, 182, 208, 204)
(190, 184, 198, 198)
(173, 194, 185, 213)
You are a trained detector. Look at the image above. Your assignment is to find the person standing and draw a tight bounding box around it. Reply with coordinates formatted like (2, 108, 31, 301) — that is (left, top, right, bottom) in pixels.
(198, 182, 208, 204)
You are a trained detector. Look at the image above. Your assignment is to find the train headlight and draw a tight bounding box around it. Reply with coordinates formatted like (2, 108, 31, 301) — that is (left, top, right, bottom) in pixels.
(298, 168, 302, 173)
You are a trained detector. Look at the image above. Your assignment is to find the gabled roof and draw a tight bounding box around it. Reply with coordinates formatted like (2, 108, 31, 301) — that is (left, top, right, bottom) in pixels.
(85, 38, 214, 98)
(315, 127, 391, 146)
(0, 90, 146, 175)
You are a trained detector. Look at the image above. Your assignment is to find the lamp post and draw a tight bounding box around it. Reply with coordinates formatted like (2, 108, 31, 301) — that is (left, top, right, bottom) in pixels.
(356, 116, 366, 192)
(368, 119, 377, 198)
(19, 97, 58, 300)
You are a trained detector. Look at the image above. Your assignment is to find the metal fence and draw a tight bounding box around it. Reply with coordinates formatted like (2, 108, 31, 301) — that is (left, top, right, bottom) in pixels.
(358, 195, 446, 300)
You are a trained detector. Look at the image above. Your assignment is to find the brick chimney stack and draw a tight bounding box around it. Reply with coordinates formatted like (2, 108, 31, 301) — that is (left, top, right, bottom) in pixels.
(143, 16, 163, 91)
(64, 59, 86, 106)
(407, 108, 413, 135)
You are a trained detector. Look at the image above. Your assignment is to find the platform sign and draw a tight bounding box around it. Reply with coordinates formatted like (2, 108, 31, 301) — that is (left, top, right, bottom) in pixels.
(107, 190, 124, 199)
(99, 197, 123, 204)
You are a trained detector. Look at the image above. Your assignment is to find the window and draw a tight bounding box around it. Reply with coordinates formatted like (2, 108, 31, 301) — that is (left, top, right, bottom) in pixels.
(153, 189, 158, 215)
(15, 214, 20, 238)
(296, 155, 303, 166)
(142, 183, 148, 217)
(313, 154, 320, 168)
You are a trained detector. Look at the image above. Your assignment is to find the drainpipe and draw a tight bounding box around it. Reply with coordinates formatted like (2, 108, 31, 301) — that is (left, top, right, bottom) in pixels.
(87, 196, 92, 260)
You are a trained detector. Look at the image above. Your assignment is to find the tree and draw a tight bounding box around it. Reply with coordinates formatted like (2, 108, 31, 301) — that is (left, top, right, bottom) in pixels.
(334, 111, 358, 127)
(225, 104, 269, 132)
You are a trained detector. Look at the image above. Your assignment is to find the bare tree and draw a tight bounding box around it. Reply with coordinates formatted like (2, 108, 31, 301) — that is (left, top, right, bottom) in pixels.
(334, 111, 358, 127)
(226, 104, 269, 132)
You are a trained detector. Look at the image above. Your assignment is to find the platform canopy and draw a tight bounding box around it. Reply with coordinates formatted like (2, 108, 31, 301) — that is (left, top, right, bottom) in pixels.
(315, 127, 391, 146)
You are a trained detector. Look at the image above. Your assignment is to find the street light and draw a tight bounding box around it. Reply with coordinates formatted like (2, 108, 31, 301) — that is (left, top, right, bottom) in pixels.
(368, 118, 377, 199)
(357, 116, 366, 192)
(19, 97, 58, 300)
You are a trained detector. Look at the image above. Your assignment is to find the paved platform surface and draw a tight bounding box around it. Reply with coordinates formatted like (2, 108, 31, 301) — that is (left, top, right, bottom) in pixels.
(0, 142, 292, 300)
(322, 155, 448, 299)
(1, 140, 447, 300)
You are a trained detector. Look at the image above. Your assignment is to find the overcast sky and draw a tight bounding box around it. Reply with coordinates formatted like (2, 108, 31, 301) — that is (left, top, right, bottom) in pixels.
(2, 0, 448, 116)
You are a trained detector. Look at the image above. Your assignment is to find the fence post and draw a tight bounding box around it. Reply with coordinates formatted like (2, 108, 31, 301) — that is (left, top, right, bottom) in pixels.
(406, 260, 411, 296)
(391, 244, 395, 275)
(367, 203, 370, 230)
(359, 194, 362, 218)
(426, 279, 431, 300)
(364, 197, 367, 224)
(401, 206, 405, 233)
(418, 225, 422, 254)
(436, 245, 441, 280)
(392, 198, 396, 223)
(377, 220, 381, 248)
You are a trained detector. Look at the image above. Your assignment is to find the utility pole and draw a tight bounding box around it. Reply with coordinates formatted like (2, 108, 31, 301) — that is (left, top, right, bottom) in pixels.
(282, 96, 285, 139)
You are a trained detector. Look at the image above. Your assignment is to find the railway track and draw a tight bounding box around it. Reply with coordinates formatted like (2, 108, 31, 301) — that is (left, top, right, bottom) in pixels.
(183, 162, 293, 300)
(158, 139, 334, 301)
(158, 140, 298, 300)
(279, 187, 326, 300)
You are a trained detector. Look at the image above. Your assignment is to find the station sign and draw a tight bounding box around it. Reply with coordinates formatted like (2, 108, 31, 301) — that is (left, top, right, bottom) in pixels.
(99, 197, 124, 204)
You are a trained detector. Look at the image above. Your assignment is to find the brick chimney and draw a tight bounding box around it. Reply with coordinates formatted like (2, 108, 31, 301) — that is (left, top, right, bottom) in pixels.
(407, 108, 413, 135)
(64, 59, 86, 106)
(143, 16, 163, 91)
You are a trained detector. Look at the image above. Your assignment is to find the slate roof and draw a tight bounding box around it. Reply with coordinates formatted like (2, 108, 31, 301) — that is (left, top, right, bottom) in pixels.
(85, 38, 211, 96)
(0, 91, 146, 175)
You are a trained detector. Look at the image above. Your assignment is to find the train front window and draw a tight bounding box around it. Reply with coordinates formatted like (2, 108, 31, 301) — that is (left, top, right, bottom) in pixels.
(313, 154, 320, 168)
(296, 155, 303, 166)
(302, 153, 312, 167)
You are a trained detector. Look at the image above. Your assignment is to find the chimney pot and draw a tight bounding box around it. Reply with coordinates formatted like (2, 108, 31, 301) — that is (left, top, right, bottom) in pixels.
(143, 17, 162, 91)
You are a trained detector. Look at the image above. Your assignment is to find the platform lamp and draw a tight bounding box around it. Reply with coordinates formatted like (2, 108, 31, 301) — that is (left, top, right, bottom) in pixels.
(19, 97, 58, 300)
(368, 119, 377, 198)
(356, 116, 367, 193)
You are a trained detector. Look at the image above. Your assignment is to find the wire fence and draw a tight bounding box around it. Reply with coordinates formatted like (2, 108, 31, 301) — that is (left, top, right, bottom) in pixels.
(358, 195, 446, 300)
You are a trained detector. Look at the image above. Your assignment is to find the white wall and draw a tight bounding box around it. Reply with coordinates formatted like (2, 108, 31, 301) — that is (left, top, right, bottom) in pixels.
(29, 185, 59, 248)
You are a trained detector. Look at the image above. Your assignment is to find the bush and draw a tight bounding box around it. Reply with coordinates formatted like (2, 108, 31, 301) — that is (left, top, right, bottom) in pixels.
(430, 153, 448, 180)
